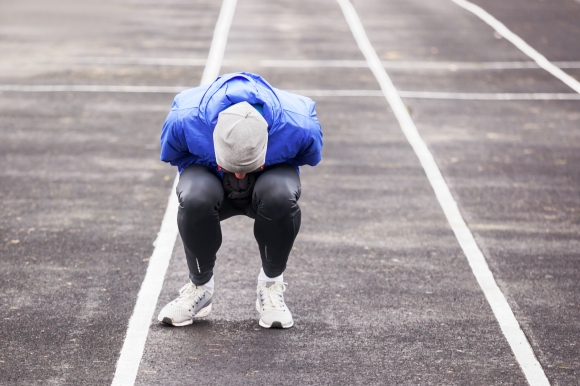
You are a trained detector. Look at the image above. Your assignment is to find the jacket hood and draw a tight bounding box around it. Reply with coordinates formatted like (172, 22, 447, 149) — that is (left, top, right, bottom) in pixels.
(198, 72, 282, 132)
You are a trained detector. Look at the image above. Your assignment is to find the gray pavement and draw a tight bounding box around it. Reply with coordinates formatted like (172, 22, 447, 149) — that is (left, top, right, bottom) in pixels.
(0, 0, 218, 384)
(353, 1, 580, 384)
(1, 0, 579, 385)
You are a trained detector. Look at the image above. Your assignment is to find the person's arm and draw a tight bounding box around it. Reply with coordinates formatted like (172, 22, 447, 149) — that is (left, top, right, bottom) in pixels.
(293, 109, 323, 167)
(160, 109, 191, 170)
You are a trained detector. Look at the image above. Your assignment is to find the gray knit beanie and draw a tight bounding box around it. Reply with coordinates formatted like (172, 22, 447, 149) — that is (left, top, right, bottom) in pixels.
(213, 102, 268, 173)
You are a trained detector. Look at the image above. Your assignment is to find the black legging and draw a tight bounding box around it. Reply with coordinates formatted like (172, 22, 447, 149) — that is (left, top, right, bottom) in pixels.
(176, 163, 301, 285)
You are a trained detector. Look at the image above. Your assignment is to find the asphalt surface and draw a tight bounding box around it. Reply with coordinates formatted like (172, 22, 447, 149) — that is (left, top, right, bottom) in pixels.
(1, 0, 579, 385)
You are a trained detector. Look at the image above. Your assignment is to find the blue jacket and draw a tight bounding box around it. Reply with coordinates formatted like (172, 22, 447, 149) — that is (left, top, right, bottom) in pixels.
(160, 72, 323, 176)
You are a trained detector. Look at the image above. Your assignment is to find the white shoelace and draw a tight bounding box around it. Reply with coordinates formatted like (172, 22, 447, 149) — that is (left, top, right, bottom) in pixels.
(259, 282, 287, 311)
(173, 283, 206, 309)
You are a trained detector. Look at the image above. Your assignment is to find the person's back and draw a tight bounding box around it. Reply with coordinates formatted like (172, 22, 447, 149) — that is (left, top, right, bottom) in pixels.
(157, 72, 323, 328)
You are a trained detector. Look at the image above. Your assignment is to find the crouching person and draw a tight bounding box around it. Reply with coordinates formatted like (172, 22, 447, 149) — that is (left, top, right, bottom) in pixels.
(157, 72, 323, 328)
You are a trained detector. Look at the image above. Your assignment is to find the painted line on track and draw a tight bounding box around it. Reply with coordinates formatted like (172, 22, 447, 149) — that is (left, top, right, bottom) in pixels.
(2, 85, 579, 101)
(109, 0, 237, 385)
(288, 90, 580, 100)
(10, 57, 580, 70)
(46, 57, 208, 66)
(0, 85, 186, 93)
(450, 0, 580, 96)
(397, 91, 580, 100)
(336, 0, 551, 385)
(262, 59, 580, 70)
(201, 0, 237, 85)
(261, 59, 368, 68)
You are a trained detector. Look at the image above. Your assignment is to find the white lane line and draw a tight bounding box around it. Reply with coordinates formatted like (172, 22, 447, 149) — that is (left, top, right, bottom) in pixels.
(110, 0, 237, 385)
(287, 89, 580, 100)
(335, 1, 551, 386)
(450, 0, 580, 95)
(288, 89, 381, 96)
(202, 0, 237, 85)
(397, 91, 580, 100)
(12, 57, 580, 69)
(262, 59, 544, 69)
(0, 85, 186, 93)
(110, 177, 179, 386)
(3, 85, 580, 101)
(56, 57, 208, 66)
(263, 60, 580, 70)
(261, 59, 368, 67)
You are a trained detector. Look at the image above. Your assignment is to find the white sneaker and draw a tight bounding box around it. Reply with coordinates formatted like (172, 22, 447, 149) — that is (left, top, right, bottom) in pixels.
(157, 282, 212, 326)
(256, 282, 294, 328)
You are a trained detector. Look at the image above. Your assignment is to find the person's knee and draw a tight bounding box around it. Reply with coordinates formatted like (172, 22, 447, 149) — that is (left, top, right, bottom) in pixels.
(255, 183, 299, 219)
(178, 186, 221, 218)
(177, 166, 223, 217)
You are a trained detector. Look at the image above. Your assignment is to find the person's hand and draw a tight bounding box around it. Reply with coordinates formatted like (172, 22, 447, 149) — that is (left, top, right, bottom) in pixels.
(222, 173, 256, 207)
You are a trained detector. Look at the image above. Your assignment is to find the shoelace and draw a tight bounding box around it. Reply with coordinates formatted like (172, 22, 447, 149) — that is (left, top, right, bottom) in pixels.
(259, 282, 287, 311)
(172, 283, 206, 309)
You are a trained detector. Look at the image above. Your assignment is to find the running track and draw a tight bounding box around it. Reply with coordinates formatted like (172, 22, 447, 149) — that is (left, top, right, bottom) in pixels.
(0, 0, 578, 384)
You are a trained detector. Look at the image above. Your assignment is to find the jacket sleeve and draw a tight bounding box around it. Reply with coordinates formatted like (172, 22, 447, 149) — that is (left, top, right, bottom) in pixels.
(159, 109, 190, 168)
(293, 108, 323, 167)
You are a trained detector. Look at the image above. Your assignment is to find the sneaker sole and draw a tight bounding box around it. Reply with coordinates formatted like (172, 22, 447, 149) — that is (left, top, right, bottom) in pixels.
(160, 303, 212, 327)
(258, 319, 294, 329)
(255, 299, 294, 329)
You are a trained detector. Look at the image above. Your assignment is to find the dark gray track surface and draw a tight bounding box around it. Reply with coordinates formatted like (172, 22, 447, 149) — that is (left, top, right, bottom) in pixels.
(0, 0, 218, 384)
(0, 0, 578, 385)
